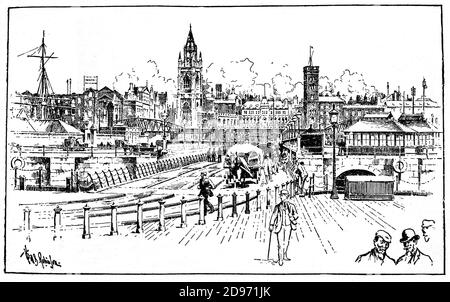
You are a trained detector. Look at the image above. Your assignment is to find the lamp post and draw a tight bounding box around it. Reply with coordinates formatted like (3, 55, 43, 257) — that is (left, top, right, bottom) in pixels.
(162, 112, 168, 151)
(329, 104, 339, 200)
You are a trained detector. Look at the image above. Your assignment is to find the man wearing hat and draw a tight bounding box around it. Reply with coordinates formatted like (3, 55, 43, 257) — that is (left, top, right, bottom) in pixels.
(268, 189, 299, 266)
(198, 171, 215, 215)
(355, 230, 396, 266)
(396, 228, 433, 266)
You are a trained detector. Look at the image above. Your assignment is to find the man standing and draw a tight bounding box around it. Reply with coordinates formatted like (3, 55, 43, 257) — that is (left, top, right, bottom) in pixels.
(269, 189, 299, 266)
(396, 228, 433, 267)
(296, 161, 308, 196)
(355, 230, 396, 266)
(198, 171, 215, 215)
(262, 154, 272, 184)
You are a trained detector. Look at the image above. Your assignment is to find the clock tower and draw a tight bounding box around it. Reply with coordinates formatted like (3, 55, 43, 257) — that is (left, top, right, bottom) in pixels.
(177, 24, 203, 127)
(303, 46, 320, 129)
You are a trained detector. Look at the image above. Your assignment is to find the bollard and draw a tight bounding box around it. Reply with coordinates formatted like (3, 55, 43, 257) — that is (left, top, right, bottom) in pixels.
(274, 185, 279, 205)
(231, 192, 238, 217)
(110, 202, 119, 236)
(266, 187, 271, 209)
(180, 196, 187, 228)
(135, 199, 144, 234)
(158, 199, 166, 231)
(217, 194, 224, 221)
(23, 207, 31, 242)
(82, 204, 91, 239)
(198, 196, 206, 225)
(245, 191, 250, 214)
(256, 189, 261, 211)
(53, 205, 62, 240)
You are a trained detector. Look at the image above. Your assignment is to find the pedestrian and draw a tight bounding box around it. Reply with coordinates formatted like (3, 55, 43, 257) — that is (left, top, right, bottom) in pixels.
(295, 161, 308, 196)
(421, 219, 436, 243)
(262, 154, 272, 184)
(396, 228, 433, 267)
(198, 171, 215, 215)
(355, 230, 396, 266)
(268, 189, 299, 266)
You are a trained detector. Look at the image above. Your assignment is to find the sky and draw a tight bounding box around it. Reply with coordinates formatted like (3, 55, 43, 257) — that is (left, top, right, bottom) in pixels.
(7, 5, 443, 103)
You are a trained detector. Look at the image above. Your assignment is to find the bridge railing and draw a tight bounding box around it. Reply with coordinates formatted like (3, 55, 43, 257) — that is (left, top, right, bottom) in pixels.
(20, 187, 272, 240)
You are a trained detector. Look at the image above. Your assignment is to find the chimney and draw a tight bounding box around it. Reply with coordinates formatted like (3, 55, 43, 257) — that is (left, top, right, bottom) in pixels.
(69, 78, 72, 94)
(387, 82, 390, 97)
(129, 83, 134, 91)
(66, 79, 69, 94)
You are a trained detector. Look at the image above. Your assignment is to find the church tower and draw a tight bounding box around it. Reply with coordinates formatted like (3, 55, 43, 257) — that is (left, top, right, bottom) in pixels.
(177, 24, 203, 126)
(303, 46, 320, 129)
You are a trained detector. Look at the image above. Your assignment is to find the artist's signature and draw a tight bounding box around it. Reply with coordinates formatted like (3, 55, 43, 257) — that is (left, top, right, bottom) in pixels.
(20, 245, 62, 269)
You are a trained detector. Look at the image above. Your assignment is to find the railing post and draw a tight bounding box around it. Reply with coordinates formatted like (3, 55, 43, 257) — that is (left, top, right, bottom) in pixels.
(217, 194, 224, 221)
(82, 204, 91, 239)
(256, 189, 261, 211)
(135, 199, 144, 234)
(266, 187, 271, 209)
(232, 192, 238, 217)
(42, 145, 45, 156)
(23, 207, 31, 242)
(110, 202, 118, 236)
(158, 199, 166, 231)
(53, 205, 62, 240)
(198, 196, 206, 225)
(90, 146, 94, 157)
(245, 191, 250, 214)
(180, 196, 187, 228)
(274, 185, 279, 205)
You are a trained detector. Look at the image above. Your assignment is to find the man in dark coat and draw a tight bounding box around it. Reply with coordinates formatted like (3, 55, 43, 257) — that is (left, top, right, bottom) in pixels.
(396, 228, 433, 267)
(269, 189, 299, 266)
(198, 171, 215, 215)
(355, 230, 396, 266)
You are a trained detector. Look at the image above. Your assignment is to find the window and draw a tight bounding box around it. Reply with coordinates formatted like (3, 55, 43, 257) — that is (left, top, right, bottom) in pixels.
(370, 134, 377, 146)
(354, 133, 361, 146)
(379, 134, 386, 146)
(386, 134, 394, 146)
(362, 134, 369, 146)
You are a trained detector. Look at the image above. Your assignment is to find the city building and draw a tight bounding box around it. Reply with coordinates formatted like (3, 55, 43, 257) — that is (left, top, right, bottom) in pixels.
(343, 111, 441, 156)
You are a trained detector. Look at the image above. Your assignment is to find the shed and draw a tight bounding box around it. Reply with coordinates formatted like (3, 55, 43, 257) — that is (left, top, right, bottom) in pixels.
(344, 175, 394, 201)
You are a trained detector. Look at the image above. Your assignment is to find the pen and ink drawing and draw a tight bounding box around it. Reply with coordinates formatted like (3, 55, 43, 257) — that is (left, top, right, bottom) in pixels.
(3, 4, 445, 275)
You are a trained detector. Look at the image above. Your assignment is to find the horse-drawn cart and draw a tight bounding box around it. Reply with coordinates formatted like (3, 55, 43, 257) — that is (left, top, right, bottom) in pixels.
(223, 144, 263, 187)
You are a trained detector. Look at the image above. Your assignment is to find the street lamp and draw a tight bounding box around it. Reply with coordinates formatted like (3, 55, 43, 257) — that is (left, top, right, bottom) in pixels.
(162, 112, 168, 151)
(329, 104, 339, 200)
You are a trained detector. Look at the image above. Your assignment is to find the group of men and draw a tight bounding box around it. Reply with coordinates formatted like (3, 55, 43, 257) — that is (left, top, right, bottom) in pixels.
(355, 220, 436, 267)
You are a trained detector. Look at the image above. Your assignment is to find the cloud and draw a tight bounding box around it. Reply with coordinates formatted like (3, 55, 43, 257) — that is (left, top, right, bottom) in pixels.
(205, 58, 259, 94)
(332, 69, 379, 100)
(113, 59, 176, 94)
